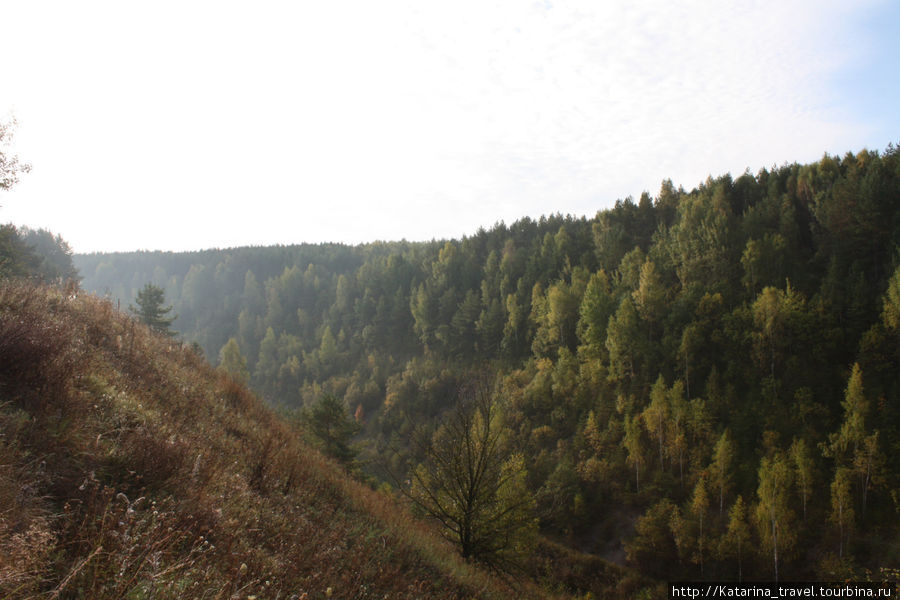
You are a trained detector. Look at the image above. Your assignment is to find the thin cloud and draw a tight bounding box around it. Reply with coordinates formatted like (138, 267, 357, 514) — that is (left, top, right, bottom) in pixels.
(0, 0, 893, 251)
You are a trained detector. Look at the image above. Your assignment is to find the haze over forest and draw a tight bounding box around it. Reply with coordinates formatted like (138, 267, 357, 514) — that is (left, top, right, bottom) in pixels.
(4, 96, 900, 594)
(72, 145, 900, 587)
(3, 2, 900, 597)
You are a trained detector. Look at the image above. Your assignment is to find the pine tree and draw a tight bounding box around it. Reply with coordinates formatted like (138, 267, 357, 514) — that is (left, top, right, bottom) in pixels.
(129, 283, 177, 335)
(678, 323, 703, 398)
(302, 394, 360, 467)
(0, 224, 39, 278)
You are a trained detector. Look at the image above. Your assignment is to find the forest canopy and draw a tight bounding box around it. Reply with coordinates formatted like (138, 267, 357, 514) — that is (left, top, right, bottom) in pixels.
(75, 145, 900, 581)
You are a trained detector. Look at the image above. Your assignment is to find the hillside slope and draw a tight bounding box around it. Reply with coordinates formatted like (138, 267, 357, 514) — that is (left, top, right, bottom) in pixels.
(0, 281, 547, 599)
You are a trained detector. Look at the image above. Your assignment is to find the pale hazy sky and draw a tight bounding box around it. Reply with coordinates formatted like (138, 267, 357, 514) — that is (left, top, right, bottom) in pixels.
(1, 0, 899, 253)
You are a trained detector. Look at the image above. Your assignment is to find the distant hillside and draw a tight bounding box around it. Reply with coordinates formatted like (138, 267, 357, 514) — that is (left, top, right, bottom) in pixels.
(73, 145, 900, 583)
(1, 281, 577, 599)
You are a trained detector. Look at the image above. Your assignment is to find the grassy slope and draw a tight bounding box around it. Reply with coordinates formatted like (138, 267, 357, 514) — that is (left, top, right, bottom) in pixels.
(0, 282, 551, 599)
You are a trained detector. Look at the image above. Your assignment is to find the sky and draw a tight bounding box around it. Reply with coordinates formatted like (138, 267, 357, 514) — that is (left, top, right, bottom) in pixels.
(1, 0, 899, 254)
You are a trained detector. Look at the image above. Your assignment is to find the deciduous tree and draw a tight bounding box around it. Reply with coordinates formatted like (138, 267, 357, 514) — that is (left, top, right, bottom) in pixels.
(789, 437, 815, 522)
(623, 412, 646, 492)
(755, 452, 795, 582)
(0, 116, 30, 192)
(829, 467, 854, 558)
(643, 375, 670, 470)
(720, 495, 751, 582)
(606, 297, 642, 386)
(882, 264, 900, 332)
(218, 337, 249, 384)
(852, 432, 883, 518)
(690, 474, 711, 576)
(826, 363, 868, 461)
(577, 269, 615, 354)
(710, 430, 735, 515)
(404, 380, 536, 570)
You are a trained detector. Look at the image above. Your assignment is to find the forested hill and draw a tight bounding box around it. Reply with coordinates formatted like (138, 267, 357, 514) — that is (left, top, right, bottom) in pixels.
(76, 146, 900, 580)
(2, 281, 561, 599)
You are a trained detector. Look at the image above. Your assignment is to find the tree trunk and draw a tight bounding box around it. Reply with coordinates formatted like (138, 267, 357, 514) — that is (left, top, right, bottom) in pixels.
(838, 500, 844, 558)
(772, 515, 779, 582)
(699, 514, 704, 577)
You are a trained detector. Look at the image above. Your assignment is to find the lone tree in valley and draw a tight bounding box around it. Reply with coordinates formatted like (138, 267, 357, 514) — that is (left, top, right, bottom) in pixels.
(301, 393, 361, 468)
(402, 377, 536, 572)
(130, 283, 177, 335)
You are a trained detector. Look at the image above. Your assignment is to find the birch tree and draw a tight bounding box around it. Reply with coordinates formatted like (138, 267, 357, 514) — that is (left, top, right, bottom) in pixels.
(710, 430, 735, 515)
(789, 437, 815, 522)
(720, 496, 751, 582)
(755, 452, 795, 582)
(406, 381, 536, 571)
(829, 467, 854, 558)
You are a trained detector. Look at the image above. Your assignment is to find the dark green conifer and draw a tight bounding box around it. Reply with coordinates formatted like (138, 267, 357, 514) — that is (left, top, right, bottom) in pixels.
(130, 283, 177, 335)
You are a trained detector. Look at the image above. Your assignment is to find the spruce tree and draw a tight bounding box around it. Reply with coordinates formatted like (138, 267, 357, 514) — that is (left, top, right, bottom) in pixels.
(129, 283, 177, 335)
(302, 394, 360, 467)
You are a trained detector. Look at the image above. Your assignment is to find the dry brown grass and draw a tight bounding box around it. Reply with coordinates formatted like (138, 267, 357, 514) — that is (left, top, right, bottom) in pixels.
(0, 281, 548, 599)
